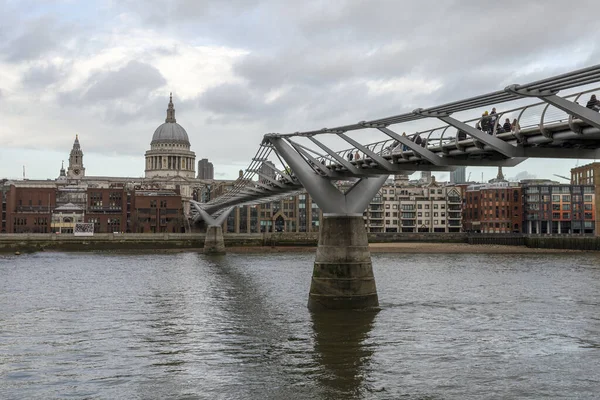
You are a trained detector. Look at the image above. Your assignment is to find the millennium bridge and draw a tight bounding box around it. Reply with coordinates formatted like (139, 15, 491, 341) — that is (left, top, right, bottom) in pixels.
(190, 63, 600, 310)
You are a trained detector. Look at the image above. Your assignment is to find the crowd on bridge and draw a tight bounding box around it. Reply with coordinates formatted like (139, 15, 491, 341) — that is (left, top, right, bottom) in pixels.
(284, 93, 600, 173)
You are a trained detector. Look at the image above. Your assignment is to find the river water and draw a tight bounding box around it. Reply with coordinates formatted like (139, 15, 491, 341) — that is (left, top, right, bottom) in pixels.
(1, 251, 599, 399)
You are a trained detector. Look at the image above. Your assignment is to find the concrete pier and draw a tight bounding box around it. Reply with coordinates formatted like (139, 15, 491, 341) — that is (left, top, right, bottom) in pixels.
(308, 214, 378, 310)
(204, 225, 226, 255)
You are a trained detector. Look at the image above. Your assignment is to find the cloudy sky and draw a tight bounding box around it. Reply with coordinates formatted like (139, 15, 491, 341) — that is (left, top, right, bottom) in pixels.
(1, 0, 600, 183)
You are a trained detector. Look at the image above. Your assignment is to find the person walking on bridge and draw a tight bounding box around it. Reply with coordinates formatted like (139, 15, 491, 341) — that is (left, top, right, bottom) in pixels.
(586, 94, 600, 111)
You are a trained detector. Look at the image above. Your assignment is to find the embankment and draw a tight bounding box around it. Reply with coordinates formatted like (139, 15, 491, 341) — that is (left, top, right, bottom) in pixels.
(0, 232, 598, 253)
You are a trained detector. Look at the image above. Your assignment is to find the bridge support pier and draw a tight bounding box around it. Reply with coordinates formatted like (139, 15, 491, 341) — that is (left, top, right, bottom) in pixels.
(204, 225, 226, 255)
(308, 213, 378, 310)
(189, 204, 233, 255)
(268, 137, 386, 311)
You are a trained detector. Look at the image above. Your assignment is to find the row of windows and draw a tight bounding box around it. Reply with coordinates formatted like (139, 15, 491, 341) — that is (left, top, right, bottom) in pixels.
(149, 200, 169, 208)
(525, 186, 593, 194)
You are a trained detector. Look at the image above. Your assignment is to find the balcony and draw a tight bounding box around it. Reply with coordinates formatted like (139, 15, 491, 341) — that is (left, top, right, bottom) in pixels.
(448, 197, 462, 204)
(15, 206, 52, 213)
(88, 206, 123, 213)
(448, 212, 462, 220)
(401, 222, 415, 227)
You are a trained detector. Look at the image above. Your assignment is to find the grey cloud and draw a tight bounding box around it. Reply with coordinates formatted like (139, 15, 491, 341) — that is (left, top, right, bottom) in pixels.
(21, 63, 68, 89)
(200, 83, 263, 117)
(120, 0, 261, 26)
(58, 60, 167, 117)
(3, 16, 71, 62)
(82, 60, 166, 103)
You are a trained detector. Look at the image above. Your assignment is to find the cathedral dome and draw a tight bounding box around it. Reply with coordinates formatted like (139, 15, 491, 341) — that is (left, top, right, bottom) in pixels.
(150, 93, 190, 145)
(151, 122, 190, 145)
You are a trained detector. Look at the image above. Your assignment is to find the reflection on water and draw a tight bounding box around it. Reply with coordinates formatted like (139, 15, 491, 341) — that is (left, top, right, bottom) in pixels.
(1, 251, 600, 399)
(311, 310, 377, 398)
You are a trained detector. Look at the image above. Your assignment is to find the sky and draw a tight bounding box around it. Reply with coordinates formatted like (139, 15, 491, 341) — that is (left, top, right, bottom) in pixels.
(1, 0, 600, 183)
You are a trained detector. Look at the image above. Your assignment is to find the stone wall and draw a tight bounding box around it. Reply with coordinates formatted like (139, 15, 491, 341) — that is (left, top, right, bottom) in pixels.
(2, 232, 600, 253)
(367, 232, 468, 243)
(525, 235, 600, 251)
(468, 234, 525, 246)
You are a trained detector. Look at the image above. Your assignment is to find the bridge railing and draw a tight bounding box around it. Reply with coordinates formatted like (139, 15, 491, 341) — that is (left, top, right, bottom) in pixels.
(308, 85, 600, 167)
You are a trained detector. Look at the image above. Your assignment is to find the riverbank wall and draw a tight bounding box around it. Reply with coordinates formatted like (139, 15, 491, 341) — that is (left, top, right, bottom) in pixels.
(0, 232, 598, 253)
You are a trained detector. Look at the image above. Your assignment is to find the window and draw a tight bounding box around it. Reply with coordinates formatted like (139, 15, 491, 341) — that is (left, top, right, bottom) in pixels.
(150, 200, 157, 208)
(562, 204, 570, 211)
(418, 212, 422, 217)
(552, 212, 560, 219)
(562, 195, 571, 202)
(563, 213, 570, 219)
(425, 212, 430, 217)
(90, 192, 103, 207)
(433, 204, 438, 209)
(552, 195, 560, 202)
(584, 195, 593, 202)
(160, 200, 167, 208)
(425, 204, 430, 209)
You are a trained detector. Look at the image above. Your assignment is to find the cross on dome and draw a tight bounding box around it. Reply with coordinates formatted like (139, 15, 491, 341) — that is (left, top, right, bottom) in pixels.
(166, 93, 176, 123)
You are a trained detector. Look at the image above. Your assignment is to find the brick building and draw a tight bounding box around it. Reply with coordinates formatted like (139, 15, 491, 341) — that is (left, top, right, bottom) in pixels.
(463, 182, 522, 233)
(3, 183, 56, 233)
(571, 162, 600, 235)
(85, 187, 128, 233)
(132, 190, 184, 233)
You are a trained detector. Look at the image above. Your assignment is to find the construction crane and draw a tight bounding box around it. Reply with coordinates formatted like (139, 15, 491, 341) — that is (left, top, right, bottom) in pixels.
(553, 174, 571, 182)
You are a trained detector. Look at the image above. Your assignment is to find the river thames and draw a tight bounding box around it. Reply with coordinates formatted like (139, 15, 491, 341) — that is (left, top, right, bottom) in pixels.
(1, 251, 599, 399)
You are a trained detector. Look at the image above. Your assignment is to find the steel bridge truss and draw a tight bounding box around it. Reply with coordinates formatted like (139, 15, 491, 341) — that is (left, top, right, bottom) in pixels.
(192, 64, 600, 220)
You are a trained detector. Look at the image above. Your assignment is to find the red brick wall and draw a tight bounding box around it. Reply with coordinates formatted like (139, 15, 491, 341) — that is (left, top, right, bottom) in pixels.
(6, 186, 56, 233)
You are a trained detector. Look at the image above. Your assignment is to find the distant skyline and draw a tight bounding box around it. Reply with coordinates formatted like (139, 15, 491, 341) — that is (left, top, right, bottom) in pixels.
(1, 0, 600, 182)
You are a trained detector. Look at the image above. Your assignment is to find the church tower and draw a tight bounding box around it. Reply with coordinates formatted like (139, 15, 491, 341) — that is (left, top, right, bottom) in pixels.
(67, 134, 85, 180)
